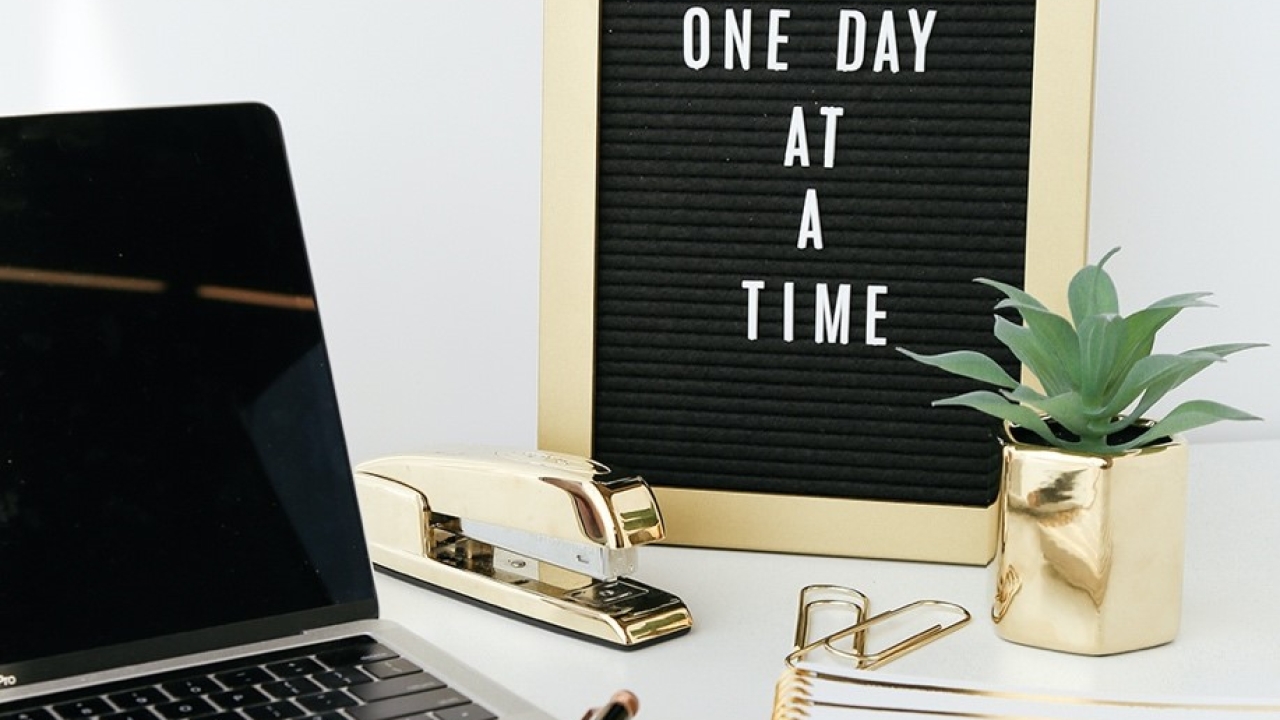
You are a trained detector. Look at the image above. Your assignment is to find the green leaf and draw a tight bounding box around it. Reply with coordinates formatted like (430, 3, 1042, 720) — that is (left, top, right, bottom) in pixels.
(1103, 293, 1215, 399)
(1106, 343, 1267, 435)
(974, 280, 1081, 388)
(1113, 400, 1262, 451)
(1005, 388, 1092, 439)
(1016, 306, 1082, 387)
(896, 348, 1020, 390)
(1187, 342, 1268, 358)
(1003, 384, 1046, 403)
(1076, 313, 1127, 406)
(994, 316, 1073, 396)
(974, 277, 1049, 312)
(1101, 351, 1223, 420)
(933, 391, 1058, 445)
(1141, 292, 1215, 312)
(1067, 248, 1121, 327)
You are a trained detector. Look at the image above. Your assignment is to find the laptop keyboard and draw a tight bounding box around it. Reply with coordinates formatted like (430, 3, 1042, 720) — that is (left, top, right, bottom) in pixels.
(0, 637, 495, 720)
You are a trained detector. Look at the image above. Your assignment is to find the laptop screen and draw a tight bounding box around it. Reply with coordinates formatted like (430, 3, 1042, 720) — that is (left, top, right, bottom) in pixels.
(0, 104, 376, 681)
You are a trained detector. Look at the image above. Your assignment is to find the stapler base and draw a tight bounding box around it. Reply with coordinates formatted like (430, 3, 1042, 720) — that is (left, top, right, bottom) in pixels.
(369, 531, 693, 649)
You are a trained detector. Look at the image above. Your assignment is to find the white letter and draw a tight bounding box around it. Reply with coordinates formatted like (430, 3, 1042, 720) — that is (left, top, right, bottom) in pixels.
(767, 9, 790, 71)
(836, 10, 866, 71)
(909, 10, 937, 72)
(783, 106, 810, 168)
(874, 11, 900, 73)
(742, 280, 765, 340)
(815, 283, 852, 345)
(865, 285, 888, 346)
(684, 7, 710, 70)
(797, 189, 823, 249)
(820, 106, 844, 168)
(724, 9, 752, 70)
(783, 282, 795, 342)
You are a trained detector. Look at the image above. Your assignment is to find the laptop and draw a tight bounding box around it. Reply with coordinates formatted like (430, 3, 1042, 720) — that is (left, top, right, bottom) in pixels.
(0, 103, 552, 720)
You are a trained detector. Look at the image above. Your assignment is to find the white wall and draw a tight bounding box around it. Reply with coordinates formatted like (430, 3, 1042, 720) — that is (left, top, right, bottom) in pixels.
(1090, 0, 1279, 443)
(0, 1, 545, 462)
(0, 0, 1273, 463)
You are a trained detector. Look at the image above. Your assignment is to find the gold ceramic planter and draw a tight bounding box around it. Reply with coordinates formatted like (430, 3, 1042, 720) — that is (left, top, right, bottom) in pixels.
(992, 427, 1188, 655)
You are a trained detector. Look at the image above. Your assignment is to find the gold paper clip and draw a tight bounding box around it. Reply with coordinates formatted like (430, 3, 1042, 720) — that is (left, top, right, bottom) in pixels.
(786, 585, 970, 671)
(783, 586, 875, 661)
(820, 599, 971, 670)
(785, 585, 870, 667)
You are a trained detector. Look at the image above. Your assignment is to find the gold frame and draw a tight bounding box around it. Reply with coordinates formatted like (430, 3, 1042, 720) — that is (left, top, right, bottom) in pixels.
(539, 0, 1097, 564)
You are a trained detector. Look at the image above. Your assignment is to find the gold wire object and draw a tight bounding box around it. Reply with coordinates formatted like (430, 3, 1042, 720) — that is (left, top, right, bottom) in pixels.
(769, 668, 814, 720)
(817, 600, 971, 670)
(788, 585, 870, 661)
(774, 586, 1280, 717)
(785, 585, 971, 671)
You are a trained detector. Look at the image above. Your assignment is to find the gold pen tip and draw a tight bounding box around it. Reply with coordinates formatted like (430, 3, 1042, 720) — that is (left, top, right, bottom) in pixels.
(611, 690, 639, 716)
(581, 689, 641, 720)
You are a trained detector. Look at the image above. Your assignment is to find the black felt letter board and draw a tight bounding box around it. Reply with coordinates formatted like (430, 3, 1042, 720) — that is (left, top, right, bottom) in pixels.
(589, 1, 1035, 507)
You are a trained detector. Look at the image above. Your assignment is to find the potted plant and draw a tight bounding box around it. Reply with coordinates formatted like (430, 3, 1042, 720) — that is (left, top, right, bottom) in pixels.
(899, 248, 1265, 655)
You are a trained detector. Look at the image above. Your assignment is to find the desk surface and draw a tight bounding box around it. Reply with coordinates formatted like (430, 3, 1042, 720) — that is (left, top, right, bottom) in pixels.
(375, 439, 1280, 719)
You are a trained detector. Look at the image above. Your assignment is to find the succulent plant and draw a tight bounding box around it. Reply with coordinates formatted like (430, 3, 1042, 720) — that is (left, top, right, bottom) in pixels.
(899, 248, 1265, 456)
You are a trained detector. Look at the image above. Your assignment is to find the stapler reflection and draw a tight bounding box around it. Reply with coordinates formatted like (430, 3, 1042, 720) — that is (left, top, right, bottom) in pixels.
(353, 448, 693, 648)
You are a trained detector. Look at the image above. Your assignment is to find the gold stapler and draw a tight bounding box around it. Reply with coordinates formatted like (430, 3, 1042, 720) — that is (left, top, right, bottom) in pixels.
(353, 448, 693, 648)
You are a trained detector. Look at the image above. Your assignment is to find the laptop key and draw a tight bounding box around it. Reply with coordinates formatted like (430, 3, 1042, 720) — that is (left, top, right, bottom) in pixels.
(209, 687, 271, 709)
(349, 673, 445, 703)
(154, 698, 217, 720)
(242, 701, 305, 720)
(1, 710, 56, 720)
(345, 687, 470, 720)
(261, 677, 322, 700)
(312, 667, 373, 690)
(214, 667, 274, 689)
(433, 704, 497, 720)
(314, 642, 397, 670)
(107, 688, 169, 707)
(100, 710, 163, 720)
(264, 658, 323, 679)
(362, 657, 422, 680)
(296, 690, 358, 713)
(161, 677, 224, 699)
(52, 699, 113, 719)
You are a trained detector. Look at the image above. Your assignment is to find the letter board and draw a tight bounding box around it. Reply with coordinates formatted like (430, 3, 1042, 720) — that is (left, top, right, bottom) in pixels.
(539, 0, 1097, 563)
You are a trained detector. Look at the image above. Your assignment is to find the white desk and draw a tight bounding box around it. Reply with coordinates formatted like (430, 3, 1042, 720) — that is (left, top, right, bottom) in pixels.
(375, 439, 1280, 719)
